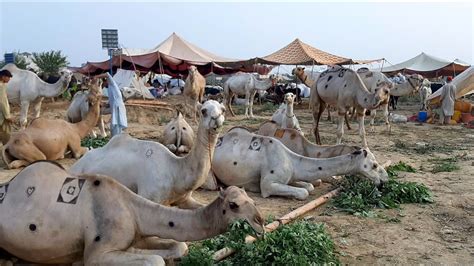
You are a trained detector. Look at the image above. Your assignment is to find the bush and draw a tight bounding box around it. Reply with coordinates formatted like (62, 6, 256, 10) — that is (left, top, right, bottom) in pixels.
(81, 136, 109, 149)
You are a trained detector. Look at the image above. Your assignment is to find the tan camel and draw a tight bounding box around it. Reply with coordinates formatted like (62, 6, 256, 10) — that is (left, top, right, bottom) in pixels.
(70, 100, 225, 209)
(0, 161, 264, 265)
(307, 66, 389, 147)
(257, 121, 358, 158)
(183, 66, 206, 121)
(270, 93, 302, 133)
(208, 127, 388, 200)
(1, 79, 102, 169)
(223, 73, 276, 118)
(292, 67, 352, 130)
(160, 111, 194, 156)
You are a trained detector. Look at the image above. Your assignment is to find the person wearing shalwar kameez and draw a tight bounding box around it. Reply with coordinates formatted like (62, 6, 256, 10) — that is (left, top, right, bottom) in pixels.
(106, 73, 128, 136)
(440, 76, 456, 125)
(0, 70, 13, 144)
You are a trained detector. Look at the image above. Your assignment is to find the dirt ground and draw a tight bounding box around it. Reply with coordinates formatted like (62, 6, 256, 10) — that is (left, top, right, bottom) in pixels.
(1, 95, 473, 264)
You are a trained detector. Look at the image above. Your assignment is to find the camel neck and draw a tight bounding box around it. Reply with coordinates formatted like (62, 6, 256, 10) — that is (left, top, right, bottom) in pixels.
(40, 78, 69, 98)
(391, 82, 416, 97)
(180, 121, 218, 190)
(254, 78, 273, 91)
(290, 152, 357, 182)
(299, 73, 314, 88)
(355, 77, 376, 109)
(133, 196, 227, 241)
(73, 99, 100, 138)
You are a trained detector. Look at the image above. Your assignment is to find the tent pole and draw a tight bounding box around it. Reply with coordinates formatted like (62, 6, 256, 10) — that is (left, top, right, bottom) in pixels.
(380, 59, 385, 71)
(452, 64, 455, 77)
(311, 60, 315, 78)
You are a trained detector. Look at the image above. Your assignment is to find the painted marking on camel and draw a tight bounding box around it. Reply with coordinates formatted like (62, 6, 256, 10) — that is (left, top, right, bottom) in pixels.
(248, 136, 263, 151)
(0, 184, 8, 203)
(26, 186, 35, 197)
(57, 177, 85, 204)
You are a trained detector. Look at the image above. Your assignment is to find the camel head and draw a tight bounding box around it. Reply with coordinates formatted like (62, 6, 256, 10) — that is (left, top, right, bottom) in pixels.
(188, 65, 199, 79)
(283, 92, 296, 105)
(351, 149, 389, 186)
(218, 186, 265, 235)
(200, 100, 225, 133)
(87, 78, 103, 106)
(371, 83, 391, 108)
(407, 74, 424, 90)
(268, 74, 278, 86)
(291, 67, 305, 78)
(58, 69, 73, 85)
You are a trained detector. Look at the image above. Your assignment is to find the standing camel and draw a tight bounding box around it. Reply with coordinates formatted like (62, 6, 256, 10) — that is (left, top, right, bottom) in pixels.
(224, 73, 276, 118)
(1, 64, 72, 129)
(183, 66, 206, 122)
(309, 66, 390, 148)
(388, 74, 424, 110)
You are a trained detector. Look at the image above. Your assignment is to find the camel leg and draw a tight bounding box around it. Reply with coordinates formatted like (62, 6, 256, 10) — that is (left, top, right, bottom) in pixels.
(68, 138, 88, 159)
(313, 103, 325, 145)
(19, 100, 30, 129)
(344, 112, 351, 130)
(383, 103, 391, 133)
(201, 171, 218, 190)
(289, 181, 315, 192)
(175, 195, 204, 209)
(336, 111, 346, 145)
(369, 109, 377, 133)
(261, 178, 309, 200)
(87, 251, 164, 265)
(32, 97, 44, 118)
(98, 116, 107, 137)
(249, 90, 257, 118)
(244, 91, 251, 118)
(8, 159, 31, 169)
(130, 237, 188, 260)
(226, 92, 236, 117)
(326, 108, 331, 121)
(357, 108, 368, 148)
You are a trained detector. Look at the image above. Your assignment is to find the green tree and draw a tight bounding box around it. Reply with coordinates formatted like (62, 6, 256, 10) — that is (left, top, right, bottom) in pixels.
(32, 50, 69, 77)
(0, 53, 28, 69)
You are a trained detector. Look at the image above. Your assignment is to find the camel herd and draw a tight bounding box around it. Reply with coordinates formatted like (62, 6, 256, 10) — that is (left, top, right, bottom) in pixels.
(0, 64, 426, 264)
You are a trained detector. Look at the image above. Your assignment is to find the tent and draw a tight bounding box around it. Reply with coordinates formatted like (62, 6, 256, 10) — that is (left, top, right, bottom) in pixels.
(427, 66, 474, 103)
(72, 33, 271, 76)
(245, 38, 383, 66)
(102, 69, 155, 99)
(382, 52, 470, 78)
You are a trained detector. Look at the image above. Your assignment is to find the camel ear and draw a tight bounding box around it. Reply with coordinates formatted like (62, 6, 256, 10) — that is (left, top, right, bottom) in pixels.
(302, 67, 305, 70)
(363, 149, 368, 158)
(201, 108, 208, 117)
(219, 187, 226, 199)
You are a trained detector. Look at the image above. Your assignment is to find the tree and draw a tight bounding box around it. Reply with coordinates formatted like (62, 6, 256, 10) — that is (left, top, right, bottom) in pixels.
(0, 53, 28, 70)
(32, 50, 69, 77)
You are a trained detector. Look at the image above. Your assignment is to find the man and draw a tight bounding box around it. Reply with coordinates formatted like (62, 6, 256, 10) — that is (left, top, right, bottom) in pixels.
(440, 76, 456, 125)
(0, 70, 13, 144)
(105, 72, 127, 136)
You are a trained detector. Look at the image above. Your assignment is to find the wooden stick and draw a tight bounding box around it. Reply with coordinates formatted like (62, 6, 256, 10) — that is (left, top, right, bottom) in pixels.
(212, 187, 341, 262)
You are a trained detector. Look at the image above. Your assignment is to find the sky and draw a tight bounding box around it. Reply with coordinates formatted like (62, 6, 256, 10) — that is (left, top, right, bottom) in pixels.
(1, 1, 473, 68)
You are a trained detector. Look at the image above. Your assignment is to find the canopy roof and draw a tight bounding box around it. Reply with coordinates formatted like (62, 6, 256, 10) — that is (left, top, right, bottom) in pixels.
(427, 66, 474, 103)
(71, 33, 270, 76)
(250, 38, 383, 66)
(382, 52, 470, 78)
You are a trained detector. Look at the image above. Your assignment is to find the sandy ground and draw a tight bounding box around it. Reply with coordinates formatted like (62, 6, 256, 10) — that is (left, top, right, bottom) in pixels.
(1, 95, 473, 264)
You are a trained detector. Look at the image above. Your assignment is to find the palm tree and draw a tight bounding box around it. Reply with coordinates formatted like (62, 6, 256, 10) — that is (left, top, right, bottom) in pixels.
(32, 50, 69, 77)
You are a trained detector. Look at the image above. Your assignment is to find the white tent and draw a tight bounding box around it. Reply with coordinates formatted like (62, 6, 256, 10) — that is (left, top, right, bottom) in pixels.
(428, 66, 474, 102)
(102, 69, 155, 99)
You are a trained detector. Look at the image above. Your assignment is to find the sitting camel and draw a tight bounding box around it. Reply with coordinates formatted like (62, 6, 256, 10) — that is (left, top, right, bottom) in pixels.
(271, 93, 302, 133)
(308, 66, 390, 147)
(224, 73, 276, 118)
(183, 66, 206, 122)
(0, 161, 264, 265)
(160, 111, 194, 156)
(2, 79, 102, 169)
(257, 121, 358, 158)
(1, 63, 72, 129)
(70, 100, 225, 209)
(209, 127, 388, 200)
(389, 74, 424, 110)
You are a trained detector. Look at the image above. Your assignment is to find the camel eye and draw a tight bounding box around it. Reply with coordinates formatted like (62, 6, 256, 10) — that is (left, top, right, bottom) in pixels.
(171, 127, 175, 130)
(229, 202, 239, 210)
(373, 164, 378, 169)
(182, 127, 186, 130)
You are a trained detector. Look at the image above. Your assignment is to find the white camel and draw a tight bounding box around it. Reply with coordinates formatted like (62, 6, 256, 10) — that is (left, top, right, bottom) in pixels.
(308, 66, 390, 147)
(419, 79, 432, 110)
(160, 111, 194, 156)
(271, 93, 302, 133)
(224, 73, 276, 118)
(70, 100, 225, 209)
(0, 161, 264, 265)
(389, 74, 424, 110)
(1, 64, 72, 128)
(209, 128, 388, 200)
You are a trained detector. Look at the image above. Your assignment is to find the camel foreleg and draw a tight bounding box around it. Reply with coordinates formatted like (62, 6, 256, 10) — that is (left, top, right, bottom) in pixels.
(369, 109, 377, 133)
(19, 100, 30, 129)
(244, 91, 251, 118)
(175, 194, 205, 209)
(289, 181, 315, 192)
(98, 116, 107, 137)
(130, 237, 188, 260)
(249, 90, 257, 118)
(86, 251, 165, 265)
(336, 111, 346, 145)
(32, 97, 44, 119)
(344, 112, 351, 130)
(201, 171, 219, 190)
(68, 139, 88, 159)
(261, 178, 309, 200)
(357, 108, 368, 148)
(383, 103, 391, 133)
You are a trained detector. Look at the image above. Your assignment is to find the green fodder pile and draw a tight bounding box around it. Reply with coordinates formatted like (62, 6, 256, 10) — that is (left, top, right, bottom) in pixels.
(333, 162, 433, 216)
(180, 220, 340, 266)
(80, 136, 110, 149)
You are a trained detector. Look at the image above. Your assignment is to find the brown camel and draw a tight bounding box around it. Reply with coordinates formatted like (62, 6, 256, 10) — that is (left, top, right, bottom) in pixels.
(2, 79, 102, 169)
(183, 65, 206, 121)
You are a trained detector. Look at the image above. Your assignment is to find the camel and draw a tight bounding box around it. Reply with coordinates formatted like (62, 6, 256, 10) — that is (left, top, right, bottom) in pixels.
(389, 74, 424, 110)
(160, 111, 194, 156)
(307, 66, 390, 147)
(66, 83, 107, 138)
(1, 63, 72, 129)
(356, 68, 394, 132)
(270, 93, 302, 133)
(292, 67, 352, 130)
(257, 121, 358, 158)
(210, 127, 388, 200)
(70, 100, 225, 209)
(2, 79, 102, 169)
(183, 66, 206, 122)
(0, 161, 264, 265)
(224, 73, 276, 118)
(419, 79, 432, 110)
